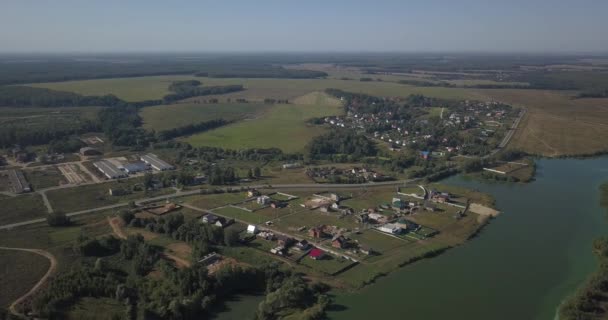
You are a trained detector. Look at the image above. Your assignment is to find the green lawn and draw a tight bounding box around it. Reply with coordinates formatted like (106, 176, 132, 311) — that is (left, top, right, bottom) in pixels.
(349, 229, 409, 254)
(299, 254, 354, 275)
(183, 192, 247, 209)
(213, 206, 268, 224)
(141, 102, 269, 131)
(184, 102, 344, 152)
(273, 210, 359, 236)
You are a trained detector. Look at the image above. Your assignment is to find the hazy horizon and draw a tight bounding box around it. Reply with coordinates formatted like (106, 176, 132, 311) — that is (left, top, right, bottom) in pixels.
(2, 0, 608, 53)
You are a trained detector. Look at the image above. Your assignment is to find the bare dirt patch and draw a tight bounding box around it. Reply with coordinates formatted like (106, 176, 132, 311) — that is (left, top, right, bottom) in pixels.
(469, 203, 500, 218)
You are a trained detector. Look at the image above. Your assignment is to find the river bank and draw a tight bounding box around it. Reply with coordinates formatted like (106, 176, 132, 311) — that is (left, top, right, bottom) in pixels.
(328, 156, 608, 320)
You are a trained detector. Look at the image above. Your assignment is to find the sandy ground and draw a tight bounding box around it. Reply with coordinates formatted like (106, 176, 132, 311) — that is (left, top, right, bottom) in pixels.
(469, 203, 500, 217)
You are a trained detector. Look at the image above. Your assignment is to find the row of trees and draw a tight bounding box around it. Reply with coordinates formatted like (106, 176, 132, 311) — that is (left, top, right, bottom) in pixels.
(307, 130, 377, 161)
(158, 119, 229, 141)
(194, 66, 327, 79)
(162, 81, 244, 103)
(0, 119, 98, 149)
(0, 86, 127, 108)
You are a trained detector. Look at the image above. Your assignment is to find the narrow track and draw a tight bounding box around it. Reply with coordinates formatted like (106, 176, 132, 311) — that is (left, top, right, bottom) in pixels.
(0, 247, 57, 318)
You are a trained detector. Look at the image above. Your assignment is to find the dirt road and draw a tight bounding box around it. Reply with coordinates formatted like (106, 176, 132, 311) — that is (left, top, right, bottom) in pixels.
(0, 247, 58, 318)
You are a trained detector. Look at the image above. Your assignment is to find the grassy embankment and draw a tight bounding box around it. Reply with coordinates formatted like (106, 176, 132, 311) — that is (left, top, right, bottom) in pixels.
(559, 182, 608, 320)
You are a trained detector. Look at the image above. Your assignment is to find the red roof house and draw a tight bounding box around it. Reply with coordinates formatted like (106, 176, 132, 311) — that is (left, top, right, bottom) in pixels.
(309, 248, 325, 260)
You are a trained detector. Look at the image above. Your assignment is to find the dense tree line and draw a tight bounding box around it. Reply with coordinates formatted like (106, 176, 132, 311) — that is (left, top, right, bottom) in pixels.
(195, 66, 327, 79)
(162, 81, 244, 103)
(0, 86, 127, 108)
(47, 137, 85, 153)
(97, 105, 154, 147)
(158, 119, 229, 140)
(0, 120, 98, 149)
(577, 88, 608, 98)
(207, 166, 240, 185)
(307, 130, 377, 161)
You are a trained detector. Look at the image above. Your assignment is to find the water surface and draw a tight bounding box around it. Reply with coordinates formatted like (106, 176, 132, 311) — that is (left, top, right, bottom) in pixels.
(329, 157, 608, 320)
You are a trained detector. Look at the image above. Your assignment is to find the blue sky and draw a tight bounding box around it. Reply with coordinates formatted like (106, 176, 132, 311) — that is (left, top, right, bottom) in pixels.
(1, 0, 607, 53)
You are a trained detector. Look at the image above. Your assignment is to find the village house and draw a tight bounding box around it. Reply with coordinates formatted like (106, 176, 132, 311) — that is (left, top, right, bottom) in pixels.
(368, 213, 388, 224)
(270, 246, 286, 255)
(247, 225, 257, 234)
(331, 235, 348, 249)
(309, 248, 325, 260)
(257, 195, 271, 205)
(270, 201, 286, 209)
(214, 217, 234, 228)
(257, 231, 275, 241)
(359, 245, 375, 256)
(294, 240, 311, 251)
(277, 235, 295, 247)
(430, 190, 451, 203)
(308, 226, 327, 239)
(356, 213, 369, 223)
(202, 214, 220, 224)
(378, 223, 403, 234)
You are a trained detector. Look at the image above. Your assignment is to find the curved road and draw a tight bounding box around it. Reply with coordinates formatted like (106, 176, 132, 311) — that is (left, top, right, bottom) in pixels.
(0, 247, 57, 318)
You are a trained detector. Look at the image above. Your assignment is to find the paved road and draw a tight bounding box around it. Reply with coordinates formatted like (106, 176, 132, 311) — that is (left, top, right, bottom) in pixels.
(0, 179, 417, 231)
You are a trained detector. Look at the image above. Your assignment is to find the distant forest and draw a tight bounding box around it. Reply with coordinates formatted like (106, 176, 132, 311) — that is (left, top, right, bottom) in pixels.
(0, 55, 329, 85)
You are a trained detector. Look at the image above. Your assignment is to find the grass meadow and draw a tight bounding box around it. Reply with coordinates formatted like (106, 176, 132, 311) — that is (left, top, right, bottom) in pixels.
(24, 74, 608, 156)
(183, 95, 344, 152)
(27, 75, 196, 101)
(141, 102, 270, 131)
(0, 250, 50, 308)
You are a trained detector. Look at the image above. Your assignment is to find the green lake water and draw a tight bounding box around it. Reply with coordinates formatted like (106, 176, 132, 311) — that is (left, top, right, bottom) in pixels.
(328, 157, 608, 320)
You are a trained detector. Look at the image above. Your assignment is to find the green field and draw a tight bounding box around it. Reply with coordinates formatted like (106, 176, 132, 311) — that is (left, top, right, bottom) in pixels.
(0, 194, 47, 225)
(183, 192, 246, 209)
(46, 179, 174, 213)
(0, 249, 50, 308)
(299, 254, 354, 275)
(349, 229, 409, 254)
(24, 167, 66, 190)
(213, 206, 267, 224)
(27, 75, 196, 101)
(141, 102, 269, 131)
(184, 101, 344, 152)
(0, 107, 101, 134)
(27, 75, 482, 103)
